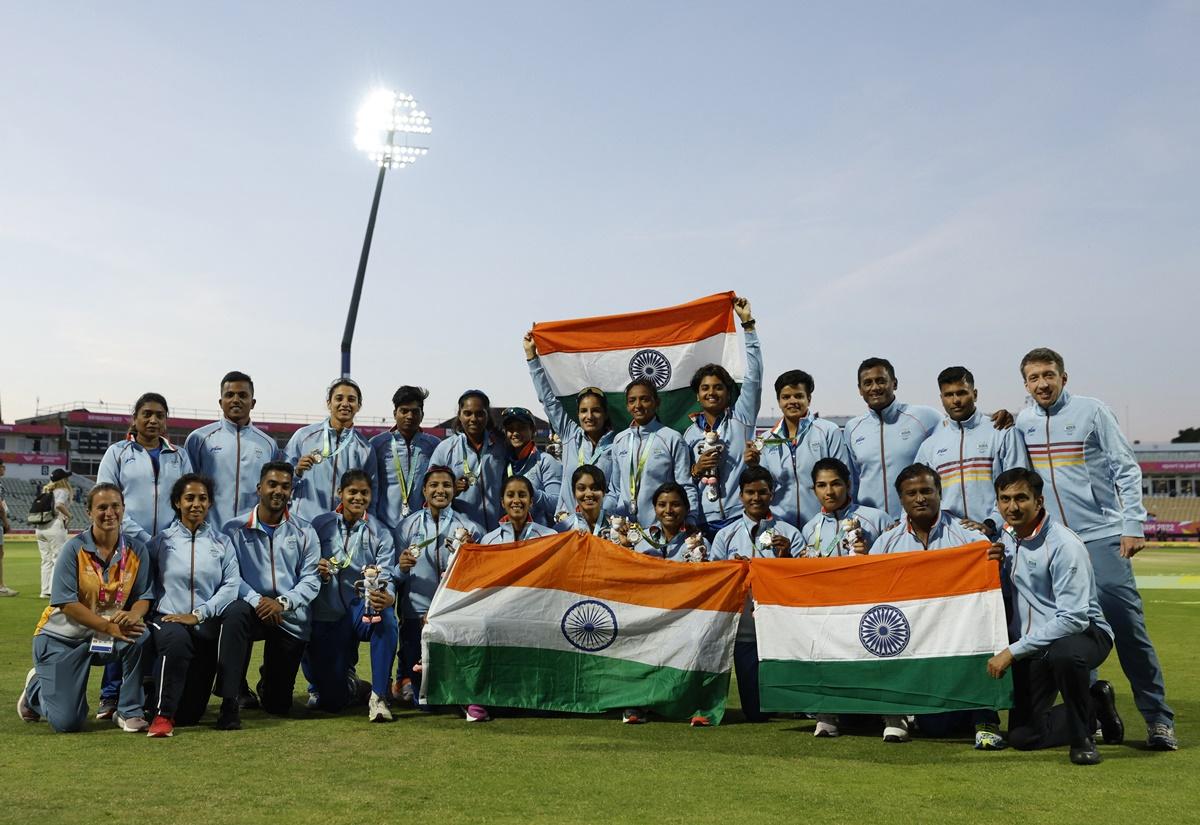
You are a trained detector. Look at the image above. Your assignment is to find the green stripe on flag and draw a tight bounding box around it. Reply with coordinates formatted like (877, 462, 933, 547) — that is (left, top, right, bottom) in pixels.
(425, 642, 732, 723)
(758, 654, 1013, 715)
(557, 386, 743, 434)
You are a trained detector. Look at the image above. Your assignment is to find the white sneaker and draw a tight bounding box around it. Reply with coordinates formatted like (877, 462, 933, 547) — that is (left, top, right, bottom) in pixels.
(882, 715, 910, 743)
(368, 692, 393, 723)
(0, 585, 18, 597)
(814, 720, 839, 738)
(17, 668, 39, 722)
(306, 691, 320, 709)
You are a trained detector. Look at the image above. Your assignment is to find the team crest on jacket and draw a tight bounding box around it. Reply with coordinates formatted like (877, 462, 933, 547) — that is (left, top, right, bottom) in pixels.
(899, 428, 912, 441)
(628, 350, 671, 389)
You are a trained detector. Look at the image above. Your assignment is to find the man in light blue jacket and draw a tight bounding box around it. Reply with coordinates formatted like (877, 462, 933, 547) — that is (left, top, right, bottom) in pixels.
(1016, 347, 1175, 751)
(222, 462, 321, 716)
(915, 366, 1027, 538)
(844, 358, 944, 519)
(986, 467, 1121, 765)
(186, 371, 282, 528)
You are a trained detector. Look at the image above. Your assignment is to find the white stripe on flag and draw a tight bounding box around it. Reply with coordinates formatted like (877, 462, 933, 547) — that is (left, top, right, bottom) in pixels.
(426, 584, 738, 674)
(537, 332, 745, 395)
(755, 590, 1008, 663)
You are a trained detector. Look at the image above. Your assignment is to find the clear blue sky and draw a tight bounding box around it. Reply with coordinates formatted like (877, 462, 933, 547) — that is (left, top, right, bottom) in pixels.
(2, 3, 1196, 439)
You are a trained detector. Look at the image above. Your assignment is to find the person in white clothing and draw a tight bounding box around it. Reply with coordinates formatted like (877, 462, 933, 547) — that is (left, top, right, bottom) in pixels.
(35, 470, 74, 598)
(0, 458, 15, 596)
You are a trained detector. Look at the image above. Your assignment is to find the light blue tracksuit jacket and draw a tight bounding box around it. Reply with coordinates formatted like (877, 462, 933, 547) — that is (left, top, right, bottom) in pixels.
(284, 421, 375, 522)
(710, 513, 803, 643)
(98, 436, 193, 545)
(915, 411, 1027, 532)
(800, 502, 894, 557)
(871, 511, 988, 554)
(1001, 514, 1113, 659)
(682, 330, 763, 528)
(1016, 391, 1146, 542)
(480, 520, 558, 544)
(186, 418, 282, 528)
(149, 520, 240, 621)
(429, 433, 507, 532)
(527, 356, 615, 515)
(755, 415, 849, 528)
(607, 420, 698, 528)
(394, 507, 482, 618)
(223, 508, 322, 641)
(310, 512, 396, 622)
(845, 400, 942, 519)
(370, 429, 441, 529)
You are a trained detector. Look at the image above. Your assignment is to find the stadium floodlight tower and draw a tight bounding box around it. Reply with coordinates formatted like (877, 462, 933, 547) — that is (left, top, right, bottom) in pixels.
(340, 87, 431, 377)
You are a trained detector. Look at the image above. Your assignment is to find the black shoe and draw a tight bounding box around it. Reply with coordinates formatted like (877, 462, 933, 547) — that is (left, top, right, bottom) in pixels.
(216, 699, 242, 731)
(237, 687, 260, 711)
(1090, 680, 1124, 745)
(1069, 739, 1102, 765)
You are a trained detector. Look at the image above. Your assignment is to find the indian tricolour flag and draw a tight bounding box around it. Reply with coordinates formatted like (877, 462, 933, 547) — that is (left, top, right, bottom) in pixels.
(751, 542, 1012, 715)
(421, 531, 749, 722)
(531, 292, 746, 432)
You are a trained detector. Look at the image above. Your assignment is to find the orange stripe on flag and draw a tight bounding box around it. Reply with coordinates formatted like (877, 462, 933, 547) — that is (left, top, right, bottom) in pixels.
(446, 531, 749, 612)
(749, 542, 997, 607)
(532, 292, 736, 355)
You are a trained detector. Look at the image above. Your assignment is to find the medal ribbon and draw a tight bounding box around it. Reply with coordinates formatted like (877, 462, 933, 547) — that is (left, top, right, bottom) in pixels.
(322, 423, 355, 461)
(331, 517, 367, 570)
(390, 434, 416, 505)
(628, 429, 656, 510)
(460, 434, 484, 481)
(88, 543, 130, 608)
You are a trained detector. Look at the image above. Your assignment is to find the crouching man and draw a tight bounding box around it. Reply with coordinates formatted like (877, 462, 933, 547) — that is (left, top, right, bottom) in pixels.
(986, 467, 1123, 765)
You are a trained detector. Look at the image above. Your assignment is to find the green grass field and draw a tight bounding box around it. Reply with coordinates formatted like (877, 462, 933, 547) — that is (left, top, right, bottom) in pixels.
(0, 539, 1194, 824)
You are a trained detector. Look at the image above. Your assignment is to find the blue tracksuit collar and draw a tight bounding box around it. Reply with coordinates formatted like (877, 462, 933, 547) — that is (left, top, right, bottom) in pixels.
(166, 518, 216, 539)
(899, 510, 954, 543)
(690, 409, 729, 432)
(1044, 389, 1072, 416)
(125, 434, 179, 453)
(739, 512, 779, 532)
(245, 506, 294, 533)
(949, 410, 984, 430)
(1002, 511, 1050, 548)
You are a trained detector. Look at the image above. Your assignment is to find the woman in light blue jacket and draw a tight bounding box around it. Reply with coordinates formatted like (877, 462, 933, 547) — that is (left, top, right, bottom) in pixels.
(524, 333, 615, 518)
(285, 378, 375, 521)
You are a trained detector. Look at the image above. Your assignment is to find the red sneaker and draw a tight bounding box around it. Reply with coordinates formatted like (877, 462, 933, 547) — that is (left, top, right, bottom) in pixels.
(147, 715, 175, 738)
(690, 715, 712, 728)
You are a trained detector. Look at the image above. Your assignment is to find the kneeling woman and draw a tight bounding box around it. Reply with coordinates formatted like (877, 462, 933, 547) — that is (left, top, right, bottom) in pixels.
(394, 465, 480, 704)
(481, 476, 558, 545)
(147, 475, 243, 737)
(554, 464, 611, 536)
(19, 484, 154, 732)
(310, 470, 398, 722)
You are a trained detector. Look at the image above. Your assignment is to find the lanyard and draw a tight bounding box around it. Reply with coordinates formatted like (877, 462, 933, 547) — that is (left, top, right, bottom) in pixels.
(577, 439, 610, 467)
(418, 510, 448, 574)
(571, 509, 606, 535)
(390, 433, 416, 504)
(322, 424, 355, 461)
(332, 518, 368, 570)
(628, 429, 657, 511)
(87, 543, 129, 608)
(811, 514, 843, 557)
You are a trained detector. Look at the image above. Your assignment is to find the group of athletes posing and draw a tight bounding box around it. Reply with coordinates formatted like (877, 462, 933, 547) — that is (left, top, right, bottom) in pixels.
(16, 295, 1176, 764)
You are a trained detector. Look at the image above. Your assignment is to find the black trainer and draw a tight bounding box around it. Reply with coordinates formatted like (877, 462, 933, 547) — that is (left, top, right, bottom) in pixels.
(1069, 738, 1102, 765)
(237, 684, 260, 711)
(216, 698, 242, 731)
(1090, 680, 1124, 745)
